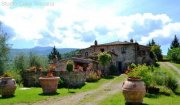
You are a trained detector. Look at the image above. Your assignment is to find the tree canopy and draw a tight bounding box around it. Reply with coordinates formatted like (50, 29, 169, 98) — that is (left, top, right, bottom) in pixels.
(168, 35, 180, 63)
(148, 39, 163, 61)
(148, 39, 156, 46)
(167, 47, 180, 63)
(170, 35, 179, 49)
(0, 23, 10, 75)
(98, 52, 112, 66)
(98, 52, 112, 76)
(150, 45, 163, 61)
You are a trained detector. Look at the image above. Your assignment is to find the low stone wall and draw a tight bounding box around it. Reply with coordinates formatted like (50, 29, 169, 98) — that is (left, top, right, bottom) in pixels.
(57, 71, 86, 88)
(22, 71, 86, 88)
(22, 71, 41, 87)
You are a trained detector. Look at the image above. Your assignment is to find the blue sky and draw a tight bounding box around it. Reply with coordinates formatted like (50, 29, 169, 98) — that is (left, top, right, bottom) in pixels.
(0, 0, 180, 55)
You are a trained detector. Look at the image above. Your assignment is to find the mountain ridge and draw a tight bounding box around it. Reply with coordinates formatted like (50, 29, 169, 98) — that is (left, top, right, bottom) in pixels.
(9, 47, 79, 59)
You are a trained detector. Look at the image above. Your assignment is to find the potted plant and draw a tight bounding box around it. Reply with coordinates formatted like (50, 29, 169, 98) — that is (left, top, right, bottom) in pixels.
(0, 72, 16, 97)
(39, 65, 60, 94)
(122, 64, 146, 105)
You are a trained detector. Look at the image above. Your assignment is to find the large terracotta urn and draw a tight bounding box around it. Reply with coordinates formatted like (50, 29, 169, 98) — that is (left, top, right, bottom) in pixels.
(39, 77, 60, 94)
(122, 77, 146, 105)
(0, 77, 16, 97)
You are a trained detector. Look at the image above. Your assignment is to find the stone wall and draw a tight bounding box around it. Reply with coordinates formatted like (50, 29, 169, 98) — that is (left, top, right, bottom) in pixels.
(22, 71, 86, 88)
(57, 71, 86, 88)
(22, 71, 41, 87)
(80, 43, 151, 73)
(81, 44, 137, 72)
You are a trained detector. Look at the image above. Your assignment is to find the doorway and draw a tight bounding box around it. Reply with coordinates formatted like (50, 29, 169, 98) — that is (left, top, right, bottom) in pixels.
(117, 61, 122, 74)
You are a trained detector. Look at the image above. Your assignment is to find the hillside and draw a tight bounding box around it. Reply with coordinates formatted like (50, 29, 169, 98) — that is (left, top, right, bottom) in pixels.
(9, 47, 79, 59)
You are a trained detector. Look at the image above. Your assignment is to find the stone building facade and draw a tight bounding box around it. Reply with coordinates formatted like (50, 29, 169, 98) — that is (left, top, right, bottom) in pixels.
(80, 40, 152, 73)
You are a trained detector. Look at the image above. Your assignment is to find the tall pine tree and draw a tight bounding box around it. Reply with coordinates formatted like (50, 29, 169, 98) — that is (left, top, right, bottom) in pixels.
(148, 39, 156, 46)
(48, 46, 61, 63)
(170, 35, 179, 49)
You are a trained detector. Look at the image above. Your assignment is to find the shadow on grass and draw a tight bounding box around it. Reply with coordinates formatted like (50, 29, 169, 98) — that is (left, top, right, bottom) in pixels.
(0, 95, 15, 99)
(103, 76, 115, 80)
(38, 92, 60, 96)
(159, 92, 171, 96)
(68, 91, 76, 94)
(145, 93, 159, 98)
(174, 91, 180, 96)
(59, 83, 86, 89)
(125, 102, 149, 105)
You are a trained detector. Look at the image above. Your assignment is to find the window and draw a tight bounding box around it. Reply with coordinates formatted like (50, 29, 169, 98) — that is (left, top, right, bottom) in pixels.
(100, 48, 105, 52)
(121, 47, 126, 54)
(85, 52, 88, 57)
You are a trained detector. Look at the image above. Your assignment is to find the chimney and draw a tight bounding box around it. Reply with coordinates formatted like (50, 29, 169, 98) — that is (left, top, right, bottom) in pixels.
(130, 38, 134, 43)
(94, 40, 98, 46)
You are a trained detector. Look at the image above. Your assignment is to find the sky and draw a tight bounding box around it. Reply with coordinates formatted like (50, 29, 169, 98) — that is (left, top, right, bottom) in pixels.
(0, 0, 180, 55)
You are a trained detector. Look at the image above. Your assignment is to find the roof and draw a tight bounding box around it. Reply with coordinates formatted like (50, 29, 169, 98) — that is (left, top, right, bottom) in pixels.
(91, 41, 136, 47)
(60, 57, 96, 64)
(71, 57, 93, 64)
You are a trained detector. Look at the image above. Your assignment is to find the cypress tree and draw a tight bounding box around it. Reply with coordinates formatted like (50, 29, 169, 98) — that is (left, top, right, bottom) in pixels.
(170, 35, 179, 49)
(48, 46, 61, 63)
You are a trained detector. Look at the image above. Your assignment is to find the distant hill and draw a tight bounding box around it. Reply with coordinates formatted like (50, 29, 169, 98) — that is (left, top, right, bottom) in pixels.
(9, 46, 79, 59)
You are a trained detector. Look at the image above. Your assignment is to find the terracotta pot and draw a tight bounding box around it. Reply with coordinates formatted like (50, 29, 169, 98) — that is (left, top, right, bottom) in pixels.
(39, 77, 60, 94)
(122, 77, 146, 104)
(0, 77, 16, 97)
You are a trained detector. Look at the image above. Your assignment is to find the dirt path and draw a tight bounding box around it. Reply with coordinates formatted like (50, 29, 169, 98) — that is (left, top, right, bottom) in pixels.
(30, 75, 125, 105)
(164, 62, 180, 74)
(159, 62, 180, 75)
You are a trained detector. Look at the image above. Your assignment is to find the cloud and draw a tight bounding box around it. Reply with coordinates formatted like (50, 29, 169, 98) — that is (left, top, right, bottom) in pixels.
(140, 23, 180, 45)
(0, 0, 179, 53)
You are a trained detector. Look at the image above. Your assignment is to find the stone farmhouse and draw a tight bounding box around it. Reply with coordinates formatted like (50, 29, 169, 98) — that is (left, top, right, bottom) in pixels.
(79, 39, 152, 73)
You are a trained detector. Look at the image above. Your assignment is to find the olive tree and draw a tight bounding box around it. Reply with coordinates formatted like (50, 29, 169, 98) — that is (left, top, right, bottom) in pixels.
(0, 24, 10, 75)
(98, 52, 112, 76)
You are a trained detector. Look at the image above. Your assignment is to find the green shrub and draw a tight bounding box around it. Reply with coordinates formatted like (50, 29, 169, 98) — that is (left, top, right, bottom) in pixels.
(29, 53, 41, 68)
(153, 62, 160, 67)
(58, 78, 66, 88)
(129, 63, 136, 69)
(159, 86, 173, 96)
(152, 71, 167, 86)
(86, 71, 101, 82)
(66, 60, 74, 72)
(165, 75, 178, 92)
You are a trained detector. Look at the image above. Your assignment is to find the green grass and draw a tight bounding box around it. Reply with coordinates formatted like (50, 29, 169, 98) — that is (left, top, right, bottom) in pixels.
(112, 74, 127, 83)
(0, 77, 114, 105)
(99, 93, 180, 105)
(158, 62, 179, 79)
(172, 63, 180, 69)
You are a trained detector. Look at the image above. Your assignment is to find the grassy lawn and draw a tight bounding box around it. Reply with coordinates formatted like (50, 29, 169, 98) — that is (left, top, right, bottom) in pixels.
(99, 93, 180, 105)
(0, 76, 120, 105)
(159, 62, 179, 79)
(172, 63, 180, 69)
